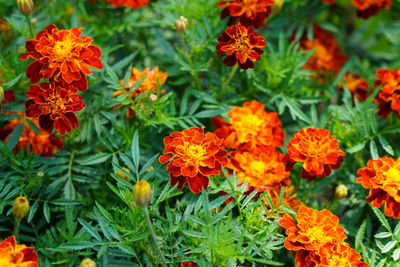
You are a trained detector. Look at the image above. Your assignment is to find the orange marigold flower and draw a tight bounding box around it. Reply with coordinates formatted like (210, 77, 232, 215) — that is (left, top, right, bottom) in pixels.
(25, 82, 85, 135)
(0, 113, 63, 156)
(216, 24, 266, 69)
(217, 0, 274, 28)
(373, 68, 400, 118)
(159, 127, 228, 194)
(20, 24, 103, 91)
(213, 100, 284, 151)
(227, 147, 290, 193)
(338, 73, 369, 102)
(356, 156, 400, 219)
(296, 242, 368, 267)
(0, 235, 38, 267)
(279, 206, 347, 251)
(352, 0, 391, 19)
(107, 0, 149, 9)
(283, 128, 345, 181)
(263, 186, 303, 213)
(297, 25, 347, 82)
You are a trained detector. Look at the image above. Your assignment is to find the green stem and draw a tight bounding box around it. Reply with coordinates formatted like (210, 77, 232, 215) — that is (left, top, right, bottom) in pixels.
(25, 15, 34, 38)
(221, 65, 238, 97)
(14, 219, 20, 242)
(143, 206, 166, 267)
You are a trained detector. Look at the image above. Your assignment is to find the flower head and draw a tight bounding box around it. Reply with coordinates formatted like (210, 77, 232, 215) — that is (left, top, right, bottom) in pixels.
(159, 127, 228, 194)
(213, 100, 284, 151)
(356, 156, 400, 219)
(279, 206, 347, 251)
(352, 0, 391, 19)
(0, 235, 38, 267)
(25, 82, 85, 135)
(216, 24, 266, 69)
(284, 128, 345, 181)
(373, 68, 400, 118)
(217, 0, 274, 28)
(339, 73, 369, 102)
(20, 24, 103, 91)
(107, 0, 149, 9)
(79, 258, 96, 267)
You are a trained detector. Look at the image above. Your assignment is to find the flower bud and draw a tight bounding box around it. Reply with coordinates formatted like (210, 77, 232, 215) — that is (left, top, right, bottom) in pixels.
(334, 184, 348, 200)
(36, 171, 44, 177)
(13, 196, 29, 221)
(149, 93, 158, 102)
(116, 167, 131, 182)
(0, 19, 13, 45)
(0, 87, 4, 104)
(174, 16, 189, 33)
(271, 0, 284, 15)
(79, 258, 96, 267)
(17, 0, 34, 15)
(133, 180, 152, 207)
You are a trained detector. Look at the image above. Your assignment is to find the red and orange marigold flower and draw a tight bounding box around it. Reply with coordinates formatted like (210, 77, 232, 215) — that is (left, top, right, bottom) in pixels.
(20, 24, 103, 91)
(0, 235, 38, 267)
(106, 0, 149, 9)
(356, 156, 400, 219)
(25, 82, 85, 135)
(216, 24, 266, 69)
(352, 0, 391, 19)
(339, 73, 369, 103)
(217, 0, 274, 28)
(159, 127, 228, 194)
(373, 68, 400, 118)
(284, 128, 345, 181)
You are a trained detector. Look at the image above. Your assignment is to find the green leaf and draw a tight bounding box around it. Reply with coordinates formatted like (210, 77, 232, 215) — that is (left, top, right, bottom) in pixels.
(372, 207, 391, 232)
(369, 140, 379, 159)
(393, 248, 400, 261)
(381, 240, 396, 253)
(59, 241, 96, 250)
(347, 142, 366, 154)
(27, 200, 39, 223)
(7, 122, 23, 150)
(282, 97, 312, 124)
(131, 130, 140, 173)
(76, 153, 111, 165)
(194, 109, 223, 118)
(355, 220, 366, 251)
(374, 232, 391, 239)
(43, 202, 50, 223)
(78, 218, 102, 241)
(378, 136, 394, 156)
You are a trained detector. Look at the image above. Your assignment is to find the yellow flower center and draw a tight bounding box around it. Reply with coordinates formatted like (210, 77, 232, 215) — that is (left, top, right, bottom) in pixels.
(327, 255, 350, 267)
(53, 38, 75, 60)
(303, 226, 331, 244)
(47, 94, 68, 117)
(231, 33, 251, 54)
(249, 160, 267, 178)
(232, 113, 264, 143)
(185, 144, 207, 163)
(382, 164, 400, 201)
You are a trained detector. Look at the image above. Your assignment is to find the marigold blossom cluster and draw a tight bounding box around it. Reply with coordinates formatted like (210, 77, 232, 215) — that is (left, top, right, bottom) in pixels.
(0, 235, 38, 267)
(20, 24, 103, 135)
(373, 68, 400, 118)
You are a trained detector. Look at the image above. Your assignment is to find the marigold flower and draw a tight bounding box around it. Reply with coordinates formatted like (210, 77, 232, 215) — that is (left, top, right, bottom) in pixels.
(338, 73, 369, 102)
(356, 156, 400, 219)
(107, 0, 149, 9)
(283, 128, 345, 181)
(213, 100, 284, 151)
(373, 68, 400, 118)
(0, 114, 64, 156)
(216, 24, 266, 69)
(279, 206, 347, 251)
(352, 0, 391, 19)
(159, 127, 228, 194)
(0, 235, 38, 267)
(20, 24, 103, 91)
(217, 0, 274, 28)
(25, 82, 85, 135)
(296, 25, 347, 82)
(180, 262, 199, 267)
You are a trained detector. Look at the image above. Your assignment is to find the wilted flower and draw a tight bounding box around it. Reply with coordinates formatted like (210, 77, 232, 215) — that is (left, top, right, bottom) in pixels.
(334, 184, 348, 200)
(373, 68, 400, 118)
(217, 0, 274, 28)
(133, 180, 152, 207)
(106, 0, 150, 9)
(0, 235, 38, 266)
(352, 0, 391, 19)
(79, 258, 96, 267)
(175, 16, 189, 33)
(283, 128, 345, 181)
(13, 196, 30, 221)
(216, 24, 266, 69)
(356, 156, 400, 219)
(20, 24, 103, 91)
(17, 0, 34, 15)
(159, 127, 228, 194)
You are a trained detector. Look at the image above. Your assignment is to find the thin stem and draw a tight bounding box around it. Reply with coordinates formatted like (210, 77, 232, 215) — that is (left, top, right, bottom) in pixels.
(25, 15, 34, 38)
(14, 219, 20, 241)
(220, 65, 238, 97)
(143, 206, 166, 267)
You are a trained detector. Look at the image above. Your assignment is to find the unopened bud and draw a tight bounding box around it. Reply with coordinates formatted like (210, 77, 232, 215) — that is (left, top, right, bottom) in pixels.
(13, 196, 29, 221)
(149, 93, 158, 102)
(174, 16, 189, 33)
(335, 184, 348, 200)
(0, 19, 13, 45)
(17, 0, 34, 15)
(116, 167, 131, 182)
(0, 87, 4, 104)
(133, 180, 152, 207)
(79, 258, 96, 267)
(271, 0, 284, 15)
(36, 171, 44, 177)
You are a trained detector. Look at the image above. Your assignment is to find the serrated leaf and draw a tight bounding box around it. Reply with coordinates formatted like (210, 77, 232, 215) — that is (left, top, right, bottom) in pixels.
(374, 232, 391, 239)
(7, 122, 23, 150)
(76, 153, 111, 165)
(393, 248, 400, 261)
(27, 200, 39, 223)
(78, 218, 102, 241)
(369, 140, 379, 159)
(194, 109, 223, 118)
(381, 240, 396, 253)
(356, 220, 366, 251)
(131, 131, 140, 173)
(378, 136, 394, 156)
(372, 207, 391, 231)
(43, 202, 50, 223)
(347, 142, 366, 154)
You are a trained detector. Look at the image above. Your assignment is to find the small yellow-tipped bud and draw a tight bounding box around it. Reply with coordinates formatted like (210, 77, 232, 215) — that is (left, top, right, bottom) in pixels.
(335, 184, 348, 200)
(13, 196, 29, 221)
(271, 0, 284, 15)
(133, 180, 152, 207)
(149, 93, 158, 102)
(116, 167, 131, 182)
(17, 0, 34, 15)
(174, 16, 189, 33)
(36, 171, 44, 177)
(79, 258, 96, 267)
(0, 87, 4, 104)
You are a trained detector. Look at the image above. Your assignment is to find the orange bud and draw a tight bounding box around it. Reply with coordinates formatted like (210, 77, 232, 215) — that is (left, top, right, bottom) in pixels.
(17, 0, 34, 15)
(133, 180, 152, 207)
(13, 196, 29, 221)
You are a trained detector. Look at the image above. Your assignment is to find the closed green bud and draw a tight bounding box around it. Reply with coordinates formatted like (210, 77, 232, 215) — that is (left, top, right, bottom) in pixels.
(13, 196, 29, 221)
(17, 0, 34, 15)
(133, 180, 152, 207)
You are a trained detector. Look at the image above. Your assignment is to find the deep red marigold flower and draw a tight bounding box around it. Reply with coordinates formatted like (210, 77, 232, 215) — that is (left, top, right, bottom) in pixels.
(159, 127, 228, 194)
(20, 24, 103, 91)
(338, 73, 369, 102)
(0, 113, 63, 156)
(296, 242, 368, 267)
(283, 128, 345, 181)
(296, 25, 347, 82)
(180, 262, 199, 267)
(279, 206, 347, 251)
(352, 0, 391, 19)
(217, 0, 274, 28)
(0, 235, 38, 267)
(373, 68, 400, 118)
(216, 24, 266, 69)
(107, 0, 149, 9)
(25, 82, 85, 135)
(213, 100, 284, 151)
(356, 156, 400, 219)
